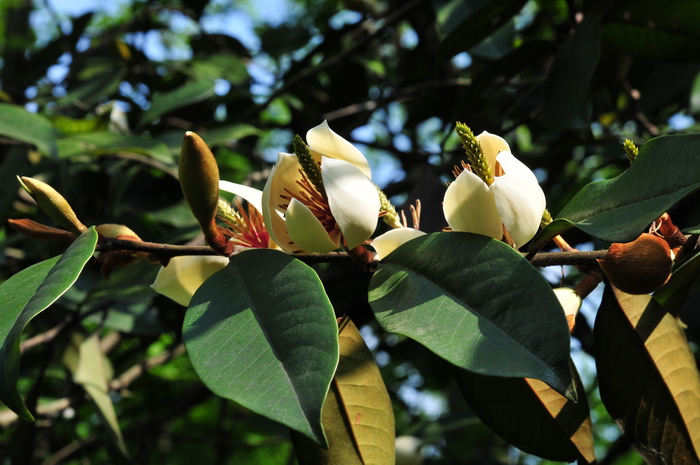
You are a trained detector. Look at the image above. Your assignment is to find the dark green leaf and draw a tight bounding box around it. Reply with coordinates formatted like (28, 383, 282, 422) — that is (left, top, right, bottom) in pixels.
(543, 17, 601, 131)
(137, 80, 215, 128)
(456, 361, 594, 463)
(0, 103, 57, 157)
(57, 131, 172, 162)
(595, 288, 700, 463)
(0, 227, 98, 420)
(654, 251, 700, 316)
(182, 249, 339, 446)
(530, 135, 700, 251)
(368, 232, 574, 398)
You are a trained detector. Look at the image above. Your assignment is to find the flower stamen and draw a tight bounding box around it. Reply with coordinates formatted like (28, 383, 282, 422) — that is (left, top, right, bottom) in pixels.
(220, 199, 270, 249)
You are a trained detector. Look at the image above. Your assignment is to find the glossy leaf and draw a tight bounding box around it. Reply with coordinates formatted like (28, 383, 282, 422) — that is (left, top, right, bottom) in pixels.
(456, 360, 594, 463)
(530, 134, 700, 251)
(182, 249, 339, 446)
(0, 103, 57, 157)
(595, 288, 700, 463)
(542, 17, 601, 131)
(0, 227, 98, 420)
(63, 333, 128, 457)
(368, 232, 574, 398)
(292, 318, 395, 465)
(137, 80, 215, 128)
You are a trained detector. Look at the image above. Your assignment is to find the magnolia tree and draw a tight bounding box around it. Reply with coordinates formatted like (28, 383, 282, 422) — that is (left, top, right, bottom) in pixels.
(3, 115, 700, 464)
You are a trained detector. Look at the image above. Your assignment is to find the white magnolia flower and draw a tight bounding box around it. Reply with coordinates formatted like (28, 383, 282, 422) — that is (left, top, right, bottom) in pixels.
(371, 227, 426, 260)
(152, 182, 274, 306)
(443, 131, 546, 248)
(553, 287, 582, 332)
(262, 121, 380, 254)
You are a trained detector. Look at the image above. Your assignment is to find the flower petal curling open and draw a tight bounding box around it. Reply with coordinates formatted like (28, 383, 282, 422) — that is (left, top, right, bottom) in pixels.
(151, 255, 229, 306)
(490, 152, 546, 248)
(321, 156, 380, 249)
(262, 152, 304, 253)
(443, 170, 503, 239)
(219, 180, 263, 213)
(286, 198, 340, 253)
(307, 120, 372, 178)
(372, 228, 426, 261)
(477, 131, 511, 168)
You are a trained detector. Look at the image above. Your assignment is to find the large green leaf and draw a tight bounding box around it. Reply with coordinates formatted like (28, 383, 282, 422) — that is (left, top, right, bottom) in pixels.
(137, 80, 215, 128)
(182, 249, 339, 446)
(456, 361, 594, 463)
(654, 251, 700, 316)
(530, 134, 700, 251)
(368, 232, 574, 398)
(0, 227, 98, 420)
(292, 318, 395, 465)
(0, 103, 57, 157)
(595, 288, 700, 463)
(57, 131, 172, 162)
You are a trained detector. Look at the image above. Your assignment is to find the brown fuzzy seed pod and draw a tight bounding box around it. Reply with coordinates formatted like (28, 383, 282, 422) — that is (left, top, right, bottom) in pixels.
(597, 233, 673, 295)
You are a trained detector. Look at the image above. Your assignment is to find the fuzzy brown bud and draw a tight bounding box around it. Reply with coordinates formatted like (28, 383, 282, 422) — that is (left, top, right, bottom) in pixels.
(95, 224, 144, 279)
(19, 176, 87, 235)
(597, 233, 673, 295)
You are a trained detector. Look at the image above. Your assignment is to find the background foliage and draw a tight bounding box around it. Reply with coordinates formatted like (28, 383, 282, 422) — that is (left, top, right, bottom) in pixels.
(1, 0, 700, 463)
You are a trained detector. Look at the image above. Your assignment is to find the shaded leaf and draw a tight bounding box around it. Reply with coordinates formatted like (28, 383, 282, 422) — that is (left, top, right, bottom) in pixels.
(292, 318, 395, 465)
(595, 288, 700, 463)
(183, 249, 339, 446)
(368, 232, 574, 398)
(543, 17, 601, 131)
(137, 80, 215, 128)
(654, 251, 700, 316)
(530, 135, 700, 251)
(63, 333, 128, 457)
(456, 360, 594, 463)
(0, 103, 57, 157)
(57, 131, 172, 162)
(0, 227, 98, 420)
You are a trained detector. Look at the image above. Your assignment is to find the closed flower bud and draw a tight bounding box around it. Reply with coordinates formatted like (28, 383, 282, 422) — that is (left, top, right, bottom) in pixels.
(597, 233, 673, 295)
(95, 223, 144, 279)
(19, 176, 87, 235)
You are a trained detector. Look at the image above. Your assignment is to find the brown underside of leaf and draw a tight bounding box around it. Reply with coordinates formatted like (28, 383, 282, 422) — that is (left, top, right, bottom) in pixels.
(292, 318, 395, 465)
(594, 288, 700, 464)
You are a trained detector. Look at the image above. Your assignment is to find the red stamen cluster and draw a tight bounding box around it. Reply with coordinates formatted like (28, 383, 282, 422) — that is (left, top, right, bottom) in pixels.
(223, 199, 270, 249)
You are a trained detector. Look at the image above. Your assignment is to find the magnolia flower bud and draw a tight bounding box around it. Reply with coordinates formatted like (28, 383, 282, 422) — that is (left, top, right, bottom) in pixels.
(18, 176, 87, 235)
(95, 223, 144, 279)
(179, 132, 232, 255)
(597, 233, 673, 295)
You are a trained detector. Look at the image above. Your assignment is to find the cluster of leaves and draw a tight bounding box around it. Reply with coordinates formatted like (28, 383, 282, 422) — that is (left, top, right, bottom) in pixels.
(2, 0, 700, 464)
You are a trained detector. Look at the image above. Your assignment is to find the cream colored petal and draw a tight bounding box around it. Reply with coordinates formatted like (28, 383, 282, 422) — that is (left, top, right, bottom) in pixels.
(553, 287, 582, 332)
(262, 152, 304, 253)
(219, 180, 263, 213)
(321, 157, 380, 249)
(306, 120, 372, 178)
(490, 152, 546, 248)
(372, 228, 426, 260)
(443, 170, 503, 239)
(477, 131, 511, 169)
(151, 255, 229, 307)
(286, 198, 340, 253)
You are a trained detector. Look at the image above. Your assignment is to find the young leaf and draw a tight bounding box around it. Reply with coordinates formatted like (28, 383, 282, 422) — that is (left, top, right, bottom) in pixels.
(368, 232, 574, 399)
(292, 318, 395, 465)
(0, 103, 57, 157)
(455, 360, 595, 463)
(595, 287, 700, 463)
(530, 134, 700, 251)
(63, 332, 128, 458)
(182, 249, 339, 446)
(0, 227, 98, 420)
(137, 80, 215, 128)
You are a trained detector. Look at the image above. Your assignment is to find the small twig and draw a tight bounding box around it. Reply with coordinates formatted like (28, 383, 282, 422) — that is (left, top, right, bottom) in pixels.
(110, 344, 186, 392)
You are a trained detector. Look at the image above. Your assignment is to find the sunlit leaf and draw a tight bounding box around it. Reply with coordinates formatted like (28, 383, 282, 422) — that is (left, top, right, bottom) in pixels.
(0, 103, 57, 157)
(368, 232, 574, 399)
(63, 332, 128, 457)
(183, 249, 339, 446)
(456, 361, 594, 463)
(595, 288, 700, 463)
(0, 227, 98, 420)
(292, 318, 395, 465)
(530, 134, 700, 251)
(137, 80, 215, 128)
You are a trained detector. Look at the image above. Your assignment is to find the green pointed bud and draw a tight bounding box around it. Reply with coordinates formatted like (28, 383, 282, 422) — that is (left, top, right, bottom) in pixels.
(378, 188, 403, 229)
(179, 131, 220, 225)
(18, 176, 87, 235)
(292, 134, 325, 195)
(623, 139, 638, 164)
(454, 123, 494, 185)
